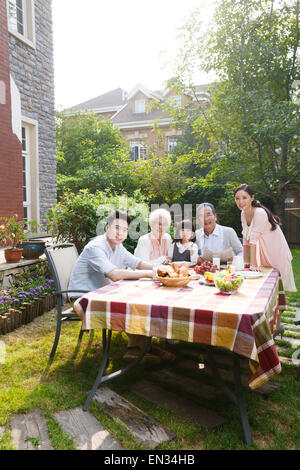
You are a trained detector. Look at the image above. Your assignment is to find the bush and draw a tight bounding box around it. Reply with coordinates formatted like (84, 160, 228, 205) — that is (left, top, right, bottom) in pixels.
(179, 182, 227, 208)
(46, 189, 150, 253)
(216, 194, 242, 237)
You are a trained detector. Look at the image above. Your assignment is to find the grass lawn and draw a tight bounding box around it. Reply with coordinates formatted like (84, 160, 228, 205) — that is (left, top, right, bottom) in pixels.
(0, 250, 299, 451)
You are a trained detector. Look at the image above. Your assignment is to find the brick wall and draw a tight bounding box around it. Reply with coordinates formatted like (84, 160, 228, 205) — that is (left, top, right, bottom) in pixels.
(0, 0, 23, 219)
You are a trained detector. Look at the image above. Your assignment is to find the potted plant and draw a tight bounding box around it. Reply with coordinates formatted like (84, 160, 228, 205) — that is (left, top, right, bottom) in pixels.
(17, 221, 46, 259)
(0, 214, 28, 263)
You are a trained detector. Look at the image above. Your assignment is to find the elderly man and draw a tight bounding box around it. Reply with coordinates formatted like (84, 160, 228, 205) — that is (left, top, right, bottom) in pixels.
(195, 203, 243, 264)
(68, 210, 174, 365)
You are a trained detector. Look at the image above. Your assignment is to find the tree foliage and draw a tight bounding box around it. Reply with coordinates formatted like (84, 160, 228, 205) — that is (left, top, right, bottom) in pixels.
(134, 153, 193, 205)
(56, 111, 139, 198)
(171, 0, 300, 224)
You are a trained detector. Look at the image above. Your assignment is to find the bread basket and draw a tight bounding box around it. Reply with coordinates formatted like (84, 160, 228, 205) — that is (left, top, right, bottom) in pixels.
(157, 276, 193, 287)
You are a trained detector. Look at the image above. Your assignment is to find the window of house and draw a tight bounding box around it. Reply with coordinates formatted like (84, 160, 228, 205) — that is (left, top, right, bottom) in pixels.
(21, 119, 39, 223)
(134, 99, 146, 113)
(22, 125, 31, 221)
(130, 140, 147, 161)
(170, 96, 182, 108)
(168, 137, 178, 154)
(7, 0, 35, 47)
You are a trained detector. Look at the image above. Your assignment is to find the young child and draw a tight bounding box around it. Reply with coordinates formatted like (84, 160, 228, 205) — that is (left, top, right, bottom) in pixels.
(168, 220, 198, 265)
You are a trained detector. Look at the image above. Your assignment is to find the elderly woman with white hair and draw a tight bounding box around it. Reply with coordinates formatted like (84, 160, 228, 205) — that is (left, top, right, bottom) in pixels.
(123, 208, 175, 364)
(134, 208, 172, 265)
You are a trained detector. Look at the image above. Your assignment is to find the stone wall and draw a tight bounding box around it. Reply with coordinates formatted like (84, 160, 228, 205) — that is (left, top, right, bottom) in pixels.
(8, 0, 56, 223)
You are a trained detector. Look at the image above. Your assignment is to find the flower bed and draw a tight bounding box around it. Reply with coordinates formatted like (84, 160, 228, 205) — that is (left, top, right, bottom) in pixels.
(0, 262, 56, 334)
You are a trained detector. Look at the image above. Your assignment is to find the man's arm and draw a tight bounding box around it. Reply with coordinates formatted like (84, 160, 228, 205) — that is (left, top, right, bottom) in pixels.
(228, 228, 243, 256)
(137, 260, 153, 270)
(106, 267, 153, 283)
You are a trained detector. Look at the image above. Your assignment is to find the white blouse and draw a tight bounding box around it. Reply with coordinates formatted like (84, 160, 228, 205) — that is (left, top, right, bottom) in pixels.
(134, 233, 172, 265)
(243, 219, 253, 242)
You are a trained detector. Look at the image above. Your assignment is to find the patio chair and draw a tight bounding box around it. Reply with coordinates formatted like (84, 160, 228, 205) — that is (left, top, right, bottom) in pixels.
(45, 243, 91, 358)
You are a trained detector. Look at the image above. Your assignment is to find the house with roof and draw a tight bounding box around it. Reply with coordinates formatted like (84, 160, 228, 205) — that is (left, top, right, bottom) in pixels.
(67, 82, 210, 159)
(0, 0, 56, 224)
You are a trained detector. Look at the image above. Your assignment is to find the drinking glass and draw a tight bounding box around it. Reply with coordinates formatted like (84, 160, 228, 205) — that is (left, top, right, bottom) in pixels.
(227, 260, 235, 272)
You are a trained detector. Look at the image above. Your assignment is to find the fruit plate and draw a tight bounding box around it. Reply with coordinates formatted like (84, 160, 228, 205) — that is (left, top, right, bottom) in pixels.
(199, 276, 215, 286)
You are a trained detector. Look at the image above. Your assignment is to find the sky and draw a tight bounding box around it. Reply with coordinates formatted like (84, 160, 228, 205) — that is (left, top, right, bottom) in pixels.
(52, 0, 216, 110)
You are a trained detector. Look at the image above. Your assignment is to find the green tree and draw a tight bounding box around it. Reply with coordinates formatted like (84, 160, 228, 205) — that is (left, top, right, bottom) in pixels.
(171, 0, 300, 226)
(56, 111, 138, 197)
(135, 153, 191, 205)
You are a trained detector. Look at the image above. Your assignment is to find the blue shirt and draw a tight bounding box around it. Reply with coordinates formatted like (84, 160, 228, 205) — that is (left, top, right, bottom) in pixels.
(68, 234, 141, 298)
(195, 224, 243, 256)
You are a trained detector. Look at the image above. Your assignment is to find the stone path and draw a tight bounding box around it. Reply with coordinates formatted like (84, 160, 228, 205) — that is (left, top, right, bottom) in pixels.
(10, 411, 53, 450)
(54, 407, 123, 450)
(276, 306, 300, 366)
(93, 387, 176, 449)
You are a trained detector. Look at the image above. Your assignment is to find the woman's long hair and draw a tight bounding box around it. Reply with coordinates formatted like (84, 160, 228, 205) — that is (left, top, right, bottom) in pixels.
(173, 219, 196, 243)
(234, 184, 281, 231)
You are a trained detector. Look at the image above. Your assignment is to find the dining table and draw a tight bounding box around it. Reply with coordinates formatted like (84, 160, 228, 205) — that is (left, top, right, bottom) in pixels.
(74, 266, 286, 445)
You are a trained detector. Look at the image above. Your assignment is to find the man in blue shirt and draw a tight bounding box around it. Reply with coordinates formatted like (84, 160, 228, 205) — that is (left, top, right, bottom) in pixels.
(69, 210, 174, 365)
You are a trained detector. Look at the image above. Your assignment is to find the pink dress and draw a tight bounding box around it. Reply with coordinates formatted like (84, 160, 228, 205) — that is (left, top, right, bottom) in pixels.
(241, 208, 296, 292)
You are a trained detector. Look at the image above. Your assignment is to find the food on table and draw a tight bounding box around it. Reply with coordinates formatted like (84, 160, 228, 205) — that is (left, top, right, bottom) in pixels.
(157, 262, 190, 279)
(214, 271, 243, 293)
(194, 261, 218, 275)
(157, 266, 177, 278)
(204, 272, 215, 284)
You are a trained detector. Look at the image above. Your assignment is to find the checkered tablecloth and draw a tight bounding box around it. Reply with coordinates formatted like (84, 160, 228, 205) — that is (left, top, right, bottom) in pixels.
(74, 268, 286, 390)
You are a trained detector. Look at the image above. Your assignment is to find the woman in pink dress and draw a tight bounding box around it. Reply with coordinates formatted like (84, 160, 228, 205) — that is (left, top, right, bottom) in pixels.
(234, 184, 296, 292)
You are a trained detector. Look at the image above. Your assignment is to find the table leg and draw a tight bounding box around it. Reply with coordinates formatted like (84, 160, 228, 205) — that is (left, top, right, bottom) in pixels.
(233, 354, 253, 446)
(205, 346, 253, 446)
(83, 334, 151, 412)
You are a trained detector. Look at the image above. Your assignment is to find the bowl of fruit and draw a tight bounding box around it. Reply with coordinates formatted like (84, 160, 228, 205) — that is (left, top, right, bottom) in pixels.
(194, 261, 218, 275)
(213, 270, 244, 294)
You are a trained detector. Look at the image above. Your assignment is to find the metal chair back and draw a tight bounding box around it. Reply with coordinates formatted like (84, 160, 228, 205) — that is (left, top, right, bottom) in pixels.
(45, 243, 78, 303)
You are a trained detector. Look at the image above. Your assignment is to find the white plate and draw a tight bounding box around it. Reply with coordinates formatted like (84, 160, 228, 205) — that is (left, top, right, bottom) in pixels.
(236, 271, 263, 279)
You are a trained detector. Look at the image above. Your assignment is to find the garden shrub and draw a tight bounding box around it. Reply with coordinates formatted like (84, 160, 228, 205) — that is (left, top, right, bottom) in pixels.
(46, 189, 150, 253)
